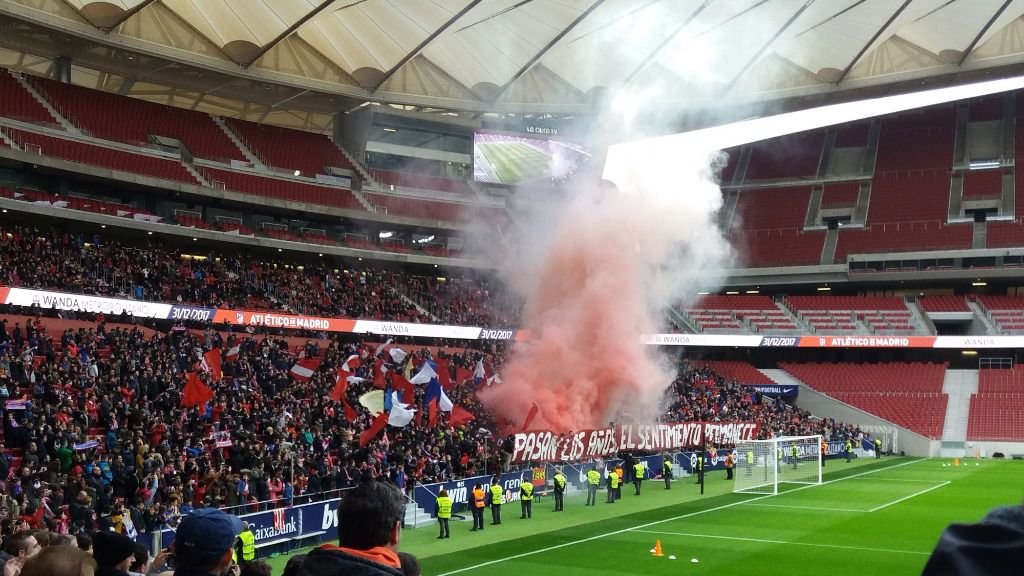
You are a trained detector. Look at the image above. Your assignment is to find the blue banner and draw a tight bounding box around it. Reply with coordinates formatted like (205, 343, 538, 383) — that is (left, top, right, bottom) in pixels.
(750, 384, 799, 398)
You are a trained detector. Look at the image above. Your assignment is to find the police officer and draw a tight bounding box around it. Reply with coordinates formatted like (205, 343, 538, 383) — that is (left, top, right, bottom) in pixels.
(791, 444, 799, 470)
(662, 456, 673, 490)
(874, 437, 882, 459)
(436, 488, 452, 539)
(633, 460, 645, 495)
(235, 520, 256, 565)
(606, 468, 619, 503)
(553, 468, 567, 511)
(845, 439, 853, 463)
(519, 477, 534, 518)
(586, 466, 600, 506)
(470, 483, 486, 531)
(489, 477, 503, 525)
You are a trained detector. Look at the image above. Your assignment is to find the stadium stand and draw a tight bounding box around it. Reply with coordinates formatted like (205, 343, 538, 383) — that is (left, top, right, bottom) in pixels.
(834, 221, 972, 260)
(29, 76, 247, 163)
(985, 220, 1024, 248)
(820, 182, 861, 208)
(967, 367, 1024, 441)
(781, 362, 949, 438)
(918, 295, 971, 312)
(977, 295, 1024, 333)
(224, 118, 354, 175)
(0, 69, 57, 125)
(200, 167, 364, 210)
(732, 187, 812, 229)
(743, 133, 824, 181)
(785, 296, 918, 334)
(685, 295, 798, 333)
(372, 170, 474, 195)
(696, 360, 773, 385)
(730, 229, 825, 267)
(960, 169, 1004, 199)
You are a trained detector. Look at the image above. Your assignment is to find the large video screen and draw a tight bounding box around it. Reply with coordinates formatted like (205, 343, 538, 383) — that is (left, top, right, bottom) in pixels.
(473, 132, 591, 185)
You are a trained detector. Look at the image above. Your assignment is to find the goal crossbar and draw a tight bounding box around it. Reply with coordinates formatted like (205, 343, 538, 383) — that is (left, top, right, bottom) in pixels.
(733, 435, 822, 495)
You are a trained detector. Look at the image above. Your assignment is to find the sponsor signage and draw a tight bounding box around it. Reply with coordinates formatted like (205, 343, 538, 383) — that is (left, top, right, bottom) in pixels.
(750, 384, 799, 397)
(510, 422, 761, 464)
(10, 285, 1024, 349)
(4, 400, 28, 410)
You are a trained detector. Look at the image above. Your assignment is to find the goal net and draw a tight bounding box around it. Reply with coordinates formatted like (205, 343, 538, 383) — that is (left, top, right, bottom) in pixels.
(733, 435, 822, 495)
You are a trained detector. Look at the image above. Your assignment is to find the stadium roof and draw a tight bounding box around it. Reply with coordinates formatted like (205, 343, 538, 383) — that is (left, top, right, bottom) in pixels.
(3, 0, 1024, 131)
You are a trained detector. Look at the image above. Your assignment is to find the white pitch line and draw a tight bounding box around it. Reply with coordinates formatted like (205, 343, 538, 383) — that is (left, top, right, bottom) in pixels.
(868, 481, 951, 512)
(630, 529, 931, 556)
(435, 459, 924, 576)
(745, 503, 867, 512)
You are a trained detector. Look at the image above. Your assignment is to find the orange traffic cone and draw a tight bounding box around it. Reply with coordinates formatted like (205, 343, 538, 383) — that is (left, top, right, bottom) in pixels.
(953, 457, 960, 467)
(653, 540, 665, 557)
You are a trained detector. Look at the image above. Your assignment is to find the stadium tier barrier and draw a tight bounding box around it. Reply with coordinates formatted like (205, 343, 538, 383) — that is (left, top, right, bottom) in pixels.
(8, 285, 1024, 347)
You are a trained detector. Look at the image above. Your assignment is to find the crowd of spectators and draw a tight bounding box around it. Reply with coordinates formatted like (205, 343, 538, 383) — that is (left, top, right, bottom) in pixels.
(0, 225, 518, 328)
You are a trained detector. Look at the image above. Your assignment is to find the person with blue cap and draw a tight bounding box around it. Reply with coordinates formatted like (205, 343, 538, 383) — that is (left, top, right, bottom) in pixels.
(171, 508, 244, 576)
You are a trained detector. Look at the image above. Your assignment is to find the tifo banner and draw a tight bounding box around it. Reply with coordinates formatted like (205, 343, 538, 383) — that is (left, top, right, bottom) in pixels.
(139, 498, 341, 550)
(511, 422, 761, 464)
(11, 285, 1024, 348)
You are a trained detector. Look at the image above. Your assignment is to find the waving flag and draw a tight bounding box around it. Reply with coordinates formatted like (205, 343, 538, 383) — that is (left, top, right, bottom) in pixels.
(390, 374, 415, 406)
(374, 339, 393, 358)
(449, 405, 475, 427)
(341, 354, 360, 373)
(389, 347, 407, 364)
(424, 378, 454, 427)
(387, 392, 416, 428)
(454, 365, 473, 386)
(181, 372, 213, 408)
(203, 349, 222, 381)
(434, 358, 451, 389)
(359, 412, 389, 448)
(290, 358, 320, 382)
(226, 344, 241, 361)
(473, 358, 486, 386)
(330, 373, 357, 421)
(410, 361, 439, 385)
(372, 359, 388, 389)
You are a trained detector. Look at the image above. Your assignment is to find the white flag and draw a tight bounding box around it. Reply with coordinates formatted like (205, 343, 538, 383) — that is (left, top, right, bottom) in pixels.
(387, 392, 415, 428)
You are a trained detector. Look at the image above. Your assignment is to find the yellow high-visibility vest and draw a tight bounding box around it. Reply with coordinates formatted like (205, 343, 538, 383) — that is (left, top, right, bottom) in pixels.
(587, 470, 600, 485)
(554, 473, 566, 489)
(520, 481, 533, 501)
(634, 463, 644, 479)
(436, 496, 452, 519)
(609, 472, 619, 488)
(490, 484, 503, 505)
(239, 530, 255, 561)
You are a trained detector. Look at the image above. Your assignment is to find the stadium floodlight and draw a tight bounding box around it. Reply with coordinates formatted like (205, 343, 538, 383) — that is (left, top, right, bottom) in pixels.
(733, 435, 822, 496)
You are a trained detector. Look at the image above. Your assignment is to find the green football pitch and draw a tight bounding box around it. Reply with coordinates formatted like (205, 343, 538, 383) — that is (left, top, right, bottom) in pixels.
(476, 142, 551, 184)
(266, 457, 1024, 575)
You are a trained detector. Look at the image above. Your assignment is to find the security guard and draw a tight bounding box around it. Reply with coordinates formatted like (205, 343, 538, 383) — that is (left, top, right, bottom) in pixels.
(606, 468, 619, 503)
(553, 469, 567, 511)
(471, 484, 486, 531)
(791, 444, 799, 470)
(874, 437, 882, 459)
(235, 520, 256, 564)
(586, 466, 600, 506)
(614, 464, 624, 500)
(436, 488, 452, 539)
(662, 456, 673, 490)
(725, 451, 735, 480)
(845, 439, 853, 463)
(519, 477, 534, 518)
(820, 439, 828, 467)
(633, 460, 645, 495)
(746, 449, 755, 476)
(489, 477, 503, 525)
(694, 453, 703, 484)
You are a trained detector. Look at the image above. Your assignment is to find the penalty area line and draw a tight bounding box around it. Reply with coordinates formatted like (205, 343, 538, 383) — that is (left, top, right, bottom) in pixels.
(868, 481, 951, 512)
(434, 459, 923, 576)
(630, 529, 931, 556)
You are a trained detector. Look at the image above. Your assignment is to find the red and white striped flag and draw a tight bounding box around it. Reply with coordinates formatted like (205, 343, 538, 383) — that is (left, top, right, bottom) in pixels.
(289, 358, 321, 382)
(226, 344, 241, 361)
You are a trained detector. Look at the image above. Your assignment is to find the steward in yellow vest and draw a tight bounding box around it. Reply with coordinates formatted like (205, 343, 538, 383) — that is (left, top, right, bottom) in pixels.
(436, 489, 452, 539)
(663, 457, 673, 490)
(633, 462, 645, 495)
(235, 521, 256, 563)
(553, 470, 567, 511)
(586, 468, 600, 506)
(519, 480, 534, 519)
(606, 471, 618, 503)
(489, 479, 503, 525)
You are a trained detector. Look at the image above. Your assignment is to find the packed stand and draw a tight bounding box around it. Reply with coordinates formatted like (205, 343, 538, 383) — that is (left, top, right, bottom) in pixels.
(404, 275, 521, 328)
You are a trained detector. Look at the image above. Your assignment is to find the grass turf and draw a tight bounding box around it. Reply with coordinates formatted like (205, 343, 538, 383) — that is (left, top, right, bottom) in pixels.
(265, 457, 1023, 575)
(476, 142, 551, 184)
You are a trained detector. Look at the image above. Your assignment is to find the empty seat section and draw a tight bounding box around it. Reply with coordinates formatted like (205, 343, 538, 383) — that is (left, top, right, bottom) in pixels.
(686, 296, 795, 333)
(986, 220, 1024, 248)
(732, 187, 812, 230)
(202, 167, 364, 210)
(744, 133, 824, 181)
(874, 107, 956, 172)
(365, 193, 468, 222)
(731, 228, 825, 267)
(693, 295, 777, 310)
(919, 295, 970, 312)
(834, 123, 870, 148)
(835, 221, 972, 260)
(868, 170, 952, 224)
(0, 70, 56, 125)
(978, 295, 1024, 332)
(699, 361, 773, 385)
(30, 76, 245, 163)
(780, 362, 948, 438)
(787, 296, 907, 311)
(961, 169, 1003, 199)
(967, 367, 1024, 440)
(820, 182, 861, 208)
(225, 118, 353, 175)
(4, 127, 199, 184)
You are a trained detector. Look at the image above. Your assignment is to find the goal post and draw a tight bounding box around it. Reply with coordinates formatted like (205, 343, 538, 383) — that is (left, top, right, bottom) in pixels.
(733, 435, 822, 495)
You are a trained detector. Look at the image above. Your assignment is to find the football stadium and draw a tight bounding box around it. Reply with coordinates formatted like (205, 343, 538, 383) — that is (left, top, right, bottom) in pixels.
(1, 1, 1024, 575)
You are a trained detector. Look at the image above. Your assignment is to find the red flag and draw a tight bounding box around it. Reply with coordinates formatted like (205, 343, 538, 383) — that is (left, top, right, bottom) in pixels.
(391, 373, 415, 405)
(341, 354, 360, 373)
(435, 358, 451, 389)
(521, 402, 540, 431)
(226, 344, 241, 361)
(450, 405, 475, 427)
(453, 366, 473, 386)
(204, 349, 222, 381)
(372, 359, 388, 389)
(330, 374, 358, 422)
(181, 372, 213, 408)
(290, 358, 320, 382)
(428, 399, 438, 428)
(359, 412, 388, 448)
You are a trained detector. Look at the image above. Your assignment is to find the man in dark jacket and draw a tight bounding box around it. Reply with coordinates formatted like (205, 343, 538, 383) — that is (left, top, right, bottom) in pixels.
(93, 531, 137, 576)
(298, 481, 408, 576)
(923, 504, 1024, 575)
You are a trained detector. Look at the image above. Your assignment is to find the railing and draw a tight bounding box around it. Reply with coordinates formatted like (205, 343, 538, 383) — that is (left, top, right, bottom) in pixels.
(215, 487, 352, 517)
